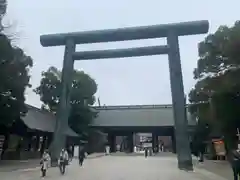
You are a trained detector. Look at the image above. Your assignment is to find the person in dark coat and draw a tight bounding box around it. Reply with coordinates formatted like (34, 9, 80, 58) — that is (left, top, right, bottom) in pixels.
(79, 149, 86, 166)
(144, 148, 148, 158)
(229, 149, 240, 180)
(198, 142, 205, 162)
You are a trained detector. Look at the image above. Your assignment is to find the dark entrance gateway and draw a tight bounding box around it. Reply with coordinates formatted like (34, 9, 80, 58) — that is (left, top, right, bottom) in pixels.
(40, 20, 209, 170)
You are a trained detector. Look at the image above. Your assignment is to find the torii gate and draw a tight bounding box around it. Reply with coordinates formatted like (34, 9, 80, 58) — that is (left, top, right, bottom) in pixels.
(40, 20, 209, 170)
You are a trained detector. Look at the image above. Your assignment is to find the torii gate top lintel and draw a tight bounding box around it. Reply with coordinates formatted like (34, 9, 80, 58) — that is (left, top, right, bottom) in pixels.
(40, 20, 209, 47)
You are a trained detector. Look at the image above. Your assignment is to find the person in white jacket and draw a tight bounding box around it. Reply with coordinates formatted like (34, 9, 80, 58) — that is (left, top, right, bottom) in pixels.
(58, 148, 69, 174)
(105, 145, 110, 155)
(40, 150, 51, 177)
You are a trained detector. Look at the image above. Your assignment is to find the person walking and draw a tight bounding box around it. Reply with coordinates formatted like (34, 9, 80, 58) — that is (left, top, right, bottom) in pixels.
(229, 149, 240, 180)
(58, 148, 69, 175)
(198, 142, 205, 162)
(40, 150, 51, 178)
(160, 142, 164, 152)
(68, 146, 73, 163)
(144, 147, 148, 158)
(105, 145, 110, 155)
(79, 149, 86, 166)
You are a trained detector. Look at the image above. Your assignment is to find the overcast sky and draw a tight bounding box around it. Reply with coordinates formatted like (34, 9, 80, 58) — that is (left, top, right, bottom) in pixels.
(5, 0, 239, 108)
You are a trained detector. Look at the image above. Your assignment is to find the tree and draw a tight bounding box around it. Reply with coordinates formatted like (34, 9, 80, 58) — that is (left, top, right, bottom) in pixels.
(0, 38, 33, 126)
(0, 0, 6, 31)
(34, 66, 98, 137)
(0, 1, 33, 126)
(189, 21, 240, 151)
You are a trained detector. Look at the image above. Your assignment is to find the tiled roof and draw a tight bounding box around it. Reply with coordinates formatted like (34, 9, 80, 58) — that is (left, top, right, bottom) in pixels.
(21, 105, 78, 137)
(91, 104, 196, 127)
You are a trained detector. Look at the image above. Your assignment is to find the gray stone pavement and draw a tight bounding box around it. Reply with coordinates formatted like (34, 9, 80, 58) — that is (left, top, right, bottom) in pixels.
(194, 159, 232, 180)
(0, 159, 40, 172)
(0, 154, 229, 180)
(0, 153, 105, 172)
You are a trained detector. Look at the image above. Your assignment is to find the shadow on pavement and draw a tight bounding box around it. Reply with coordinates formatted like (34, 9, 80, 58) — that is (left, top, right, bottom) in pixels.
(0, 159, 40, 172)
(192, 156, 232, 180)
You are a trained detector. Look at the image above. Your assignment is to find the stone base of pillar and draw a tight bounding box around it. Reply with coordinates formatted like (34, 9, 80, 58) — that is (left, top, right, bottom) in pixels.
(51, 160, 59, 167)
(178, 160, 193, 171)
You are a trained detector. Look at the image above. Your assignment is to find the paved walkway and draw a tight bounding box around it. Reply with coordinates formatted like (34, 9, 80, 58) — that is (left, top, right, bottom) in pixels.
(0, 159, 40, 172)
(0, 154, 229, 180)
(0, 153, 105, 172)
(194, 159, 232, 180)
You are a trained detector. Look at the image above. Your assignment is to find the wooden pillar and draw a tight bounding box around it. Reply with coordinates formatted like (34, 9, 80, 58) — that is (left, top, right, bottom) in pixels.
(171, 130, 176, 153)
(108, 133, 116, 153)
(27, 136, 32, 151)
(47, 134, 53, 149)
(1, 133, 9, 158)
(127, 133, 134, 153)
(40, 136, 47, 154)
(35, 136, 40, 151)
(152, 133, 159, 153)
(152, 133, 156, 153)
